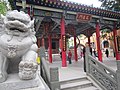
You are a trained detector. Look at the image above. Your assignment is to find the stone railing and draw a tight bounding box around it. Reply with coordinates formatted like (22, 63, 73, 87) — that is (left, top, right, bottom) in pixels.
(40, 57, 60, 90)
(39, 47, 60, 90)
(85, 47, 119, 90)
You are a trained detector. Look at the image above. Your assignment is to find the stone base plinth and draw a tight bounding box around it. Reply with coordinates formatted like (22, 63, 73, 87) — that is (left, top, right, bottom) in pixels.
(0, 73, 46, 90)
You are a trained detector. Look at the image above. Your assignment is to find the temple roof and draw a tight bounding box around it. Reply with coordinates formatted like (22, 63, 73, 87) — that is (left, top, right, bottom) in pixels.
(21, 0, 120, 19)
(16, 0, 120, 37)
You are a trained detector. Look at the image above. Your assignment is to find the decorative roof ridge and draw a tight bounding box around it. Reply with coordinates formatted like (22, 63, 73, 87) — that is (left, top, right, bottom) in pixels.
(48, 0, 120, 14)
(18, 0, 120, 19)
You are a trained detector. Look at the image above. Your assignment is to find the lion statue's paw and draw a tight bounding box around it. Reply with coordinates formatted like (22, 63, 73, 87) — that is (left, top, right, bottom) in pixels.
(0, 72, 7, 83)
(19, 60, 38, 80)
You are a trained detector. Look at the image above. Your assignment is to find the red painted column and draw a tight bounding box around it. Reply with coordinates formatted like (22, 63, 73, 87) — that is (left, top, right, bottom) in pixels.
(96, 22, 102, 62)
(74, 35, 78, 61)
(48, 35, 52, 63)
(113, 23, 120, 60)
(61, 17, 67, 67)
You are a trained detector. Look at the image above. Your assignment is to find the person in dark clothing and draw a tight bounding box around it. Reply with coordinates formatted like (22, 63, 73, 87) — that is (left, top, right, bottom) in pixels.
(90, 47, 92, 56)
(93, 49, 97, 57)
(83, 46, 86, 72)
(68, 50, 72, 64)
(60, 51, 62, 60)
(105, 49, 109, 58)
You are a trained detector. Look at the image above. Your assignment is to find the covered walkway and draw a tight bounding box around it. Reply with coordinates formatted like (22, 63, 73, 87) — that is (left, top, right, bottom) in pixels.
(48, 55, 117, 81)
(45, 55, 117, 89)
(39, 46, 118, 90)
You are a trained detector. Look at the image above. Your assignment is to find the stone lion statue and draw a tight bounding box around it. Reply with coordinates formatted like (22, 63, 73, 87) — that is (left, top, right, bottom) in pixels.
(0, 10, 38, 83)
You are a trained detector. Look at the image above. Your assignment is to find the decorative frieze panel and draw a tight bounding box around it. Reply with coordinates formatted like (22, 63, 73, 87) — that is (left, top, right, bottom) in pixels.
(90, 63, 117, 90)
(34, 9, 116, 26)
(66, 14, 76, 20)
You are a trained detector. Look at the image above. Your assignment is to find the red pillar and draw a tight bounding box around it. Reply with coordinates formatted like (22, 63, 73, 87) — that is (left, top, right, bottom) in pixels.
(61, 17, 67, 67)
(113, 23, 120, 60)
(48, 35, 52, 63)
(74, 35, 78, 61)
(96, 22, 102, 62)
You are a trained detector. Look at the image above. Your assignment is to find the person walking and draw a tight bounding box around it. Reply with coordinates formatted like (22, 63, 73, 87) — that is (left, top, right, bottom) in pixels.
(68, 50, 72, 64)
(105, 49, 109, 58)
(93, 49, 97, 57)
(83, 46, 86, 72)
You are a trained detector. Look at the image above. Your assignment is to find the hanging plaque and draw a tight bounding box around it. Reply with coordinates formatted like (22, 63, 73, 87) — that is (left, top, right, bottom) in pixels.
(76, 13, 92, 22)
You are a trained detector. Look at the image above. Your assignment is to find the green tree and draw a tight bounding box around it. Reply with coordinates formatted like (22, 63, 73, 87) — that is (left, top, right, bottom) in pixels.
(101, 29, 113, 40)
(99, 0, 120, 11)
(0, 1, 7, 15)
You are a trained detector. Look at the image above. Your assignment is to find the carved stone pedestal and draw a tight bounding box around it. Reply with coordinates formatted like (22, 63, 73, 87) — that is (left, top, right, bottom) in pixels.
(0, 73, 46, 90)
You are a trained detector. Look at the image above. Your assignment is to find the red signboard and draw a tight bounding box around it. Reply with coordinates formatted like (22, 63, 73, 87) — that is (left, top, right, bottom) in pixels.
(76, 13, 92, 22)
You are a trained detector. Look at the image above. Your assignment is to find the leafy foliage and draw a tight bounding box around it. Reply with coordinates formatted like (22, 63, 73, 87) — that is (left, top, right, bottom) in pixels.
(101, 29, 111, 33)
(0, 2, 7, 15)
(99, 0, 120, 11)
(101, 29, 113, 40)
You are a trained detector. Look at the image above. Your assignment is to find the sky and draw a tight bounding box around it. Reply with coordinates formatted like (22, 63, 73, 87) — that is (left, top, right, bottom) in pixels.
(66, 0, 102, 7)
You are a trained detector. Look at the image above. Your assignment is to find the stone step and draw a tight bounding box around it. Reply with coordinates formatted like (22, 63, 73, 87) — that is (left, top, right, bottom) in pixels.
(61, 79, 94, 90)
(60, 76, 88, 85)
(61, 86, 98, 90)
(78, 86, 99, 90)
(60, 76, 100, 90)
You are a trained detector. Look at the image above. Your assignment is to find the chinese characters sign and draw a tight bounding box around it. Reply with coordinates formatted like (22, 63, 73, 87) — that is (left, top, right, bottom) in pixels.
(62, 35, 66, 51)
(76, 13, 92, 22)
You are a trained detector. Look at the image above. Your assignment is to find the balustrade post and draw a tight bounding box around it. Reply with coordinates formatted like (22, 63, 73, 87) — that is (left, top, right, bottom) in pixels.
(85, 46, 90, 74)
(50, 68, 60, 90)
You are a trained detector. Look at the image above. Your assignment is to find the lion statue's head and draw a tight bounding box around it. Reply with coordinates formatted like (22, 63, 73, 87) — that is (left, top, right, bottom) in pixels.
(2, 10, 35, 36)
